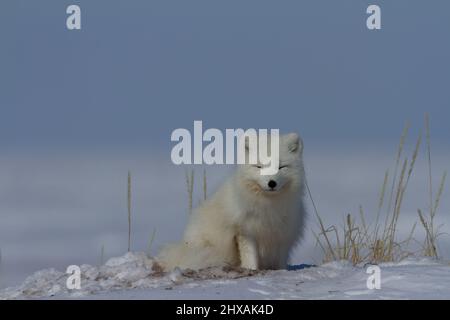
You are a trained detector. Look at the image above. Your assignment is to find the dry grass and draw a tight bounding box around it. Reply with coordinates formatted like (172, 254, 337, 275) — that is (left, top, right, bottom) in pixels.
(417, 114, 447, 258)
(123, 171, 159, 257)
(100, 244, 105, 266)
(147, 228, 157, 258)
(0, 248, 2, 287)
(203, 168, 207, 201)
(185, 168, 208, 215)
(185, 169, 194, 215)
(310, 115, 447, 264)
(127, 171, 132, 252)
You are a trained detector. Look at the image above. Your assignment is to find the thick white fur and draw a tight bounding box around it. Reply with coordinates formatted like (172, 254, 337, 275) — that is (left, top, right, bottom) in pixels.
(157, 133, 307, 271)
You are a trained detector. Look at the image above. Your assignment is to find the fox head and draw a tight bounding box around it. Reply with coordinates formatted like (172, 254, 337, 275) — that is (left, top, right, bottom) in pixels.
(237, 133, 304, 196)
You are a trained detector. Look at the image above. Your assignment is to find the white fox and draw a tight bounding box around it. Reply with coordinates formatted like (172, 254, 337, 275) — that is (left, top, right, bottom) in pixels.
(158, 133, 307, 270)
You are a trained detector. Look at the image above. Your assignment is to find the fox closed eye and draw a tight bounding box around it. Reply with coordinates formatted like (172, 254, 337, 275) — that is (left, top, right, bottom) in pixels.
(253, 165, 288, 169)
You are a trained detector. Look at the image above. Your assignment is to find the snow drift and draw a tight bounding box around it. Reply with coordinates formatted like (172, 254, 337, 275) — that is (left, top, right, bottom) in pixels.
(2, 252, 450, 299)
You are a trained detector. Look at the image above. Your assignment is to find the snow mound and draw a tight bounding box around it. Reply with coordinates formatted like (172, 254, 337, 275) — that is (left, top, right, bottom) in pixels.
(3, 253, 450, 300)
(0, 252, 277, 299)
(0, 252, 164, 299)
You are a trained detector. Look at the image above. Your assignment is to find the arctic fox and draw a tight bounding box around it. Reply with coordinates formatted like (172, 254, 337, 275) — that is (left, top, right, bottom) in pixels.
(158, 133, 307, 271)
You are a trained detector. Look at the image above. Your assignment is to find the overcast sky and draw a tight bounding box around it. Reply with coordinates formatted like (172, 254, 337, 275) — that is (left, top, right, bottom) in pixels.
(1, 0, 449, 150)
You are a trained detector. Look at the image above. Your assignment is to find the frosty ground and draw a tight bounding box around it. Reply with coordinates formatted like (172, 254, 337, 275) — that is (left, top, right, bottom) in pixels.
(1, 149, 449, 290)
(1, 149, 449, 299)
(1, 252, 450, 300)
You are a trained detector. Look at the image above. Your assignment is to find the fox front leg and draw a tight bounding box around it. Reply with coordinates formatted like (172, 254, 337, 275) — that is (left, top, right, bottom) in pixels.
(237, 235, 259, 270)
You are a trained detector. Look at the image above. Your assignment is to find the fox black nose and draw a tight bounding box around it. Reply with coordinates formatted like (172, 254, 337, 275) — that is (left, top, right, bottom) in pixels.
(268, 180, 277, 189)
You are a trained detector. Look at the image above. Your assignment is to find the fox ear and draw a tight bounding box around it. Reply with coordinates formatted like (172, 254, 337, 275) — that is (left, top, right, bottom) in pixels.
(287, 133, 303, 154)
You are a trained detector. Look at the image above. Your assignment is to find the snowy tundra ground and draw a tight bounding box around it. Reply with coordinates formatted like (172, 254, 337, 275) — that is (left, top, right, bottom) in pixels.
(0, 148, 449, 299)
(1, 252, 450, 300)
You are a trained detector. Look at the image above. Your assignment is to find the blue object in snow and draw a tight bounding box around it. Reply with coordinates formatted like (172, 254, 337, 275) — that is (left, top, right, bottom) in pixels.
(287, 264, 316, 271)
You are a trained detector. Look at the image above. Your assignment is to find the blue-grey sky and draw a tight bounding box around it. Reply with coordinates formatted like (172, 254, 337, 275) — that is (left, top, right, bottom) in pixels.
(1, 0, 449, 150)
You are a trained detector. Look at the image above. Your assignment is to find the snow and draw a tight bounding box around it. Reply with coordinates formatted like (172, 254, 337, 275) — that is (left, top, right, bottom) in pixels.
(1, 149, 449, 298)
(1, 252, 450, 300)
(1, 150, 449, 290)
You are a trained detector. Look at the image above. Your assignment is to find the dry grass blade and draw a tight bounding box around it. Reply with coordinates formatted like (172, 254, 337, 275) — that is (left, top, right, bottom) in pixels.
(387, 122, 409, 215)
(416, 114, 446, 259)
(147, 228, 157, 258)
(418, 209, 437, 258)
(305, 178, 337, 261)
(100, 244, 105, 266)
(418, 171, 447, 258)
(127, 171, 132, 252)
(185, 169, 194, 215)
(374, 170, 389, 242)
(425, 113, 433, 217)
(432, 171, 447, 219)
(203, 168, 207, 201)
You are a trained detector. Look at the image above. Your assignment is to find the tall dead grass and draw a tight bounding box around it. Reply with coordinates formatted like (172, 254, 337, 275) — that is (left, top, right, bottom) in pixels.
(309, 115, 446, 264)
(185, 168, 208, 215)
(127, 170, 132, 252)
